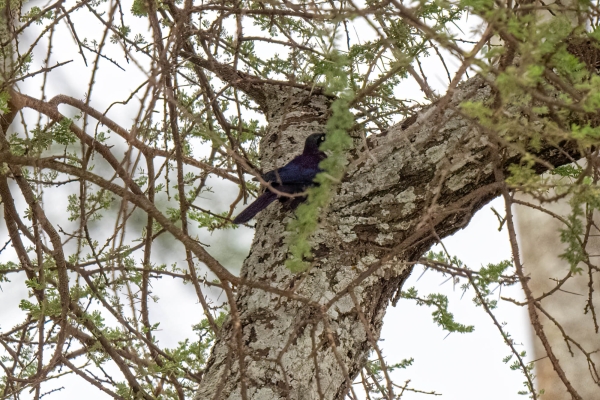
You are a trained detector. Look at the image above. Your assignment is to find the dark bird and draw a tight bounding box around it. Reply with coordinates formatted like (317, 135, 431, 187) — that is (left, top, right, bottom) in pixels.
(233, 133, 327, 224)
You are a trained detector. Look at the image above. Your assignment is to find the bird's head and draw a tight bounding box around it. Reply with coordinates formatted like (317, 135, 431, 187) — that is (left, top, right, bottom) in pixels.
(303, 133, 326, 155)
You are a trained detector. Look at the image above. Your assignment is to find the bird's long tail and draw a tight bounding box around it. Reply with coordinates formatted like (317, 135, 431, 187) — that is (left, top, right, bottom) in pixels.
(233, 191, 278, 224)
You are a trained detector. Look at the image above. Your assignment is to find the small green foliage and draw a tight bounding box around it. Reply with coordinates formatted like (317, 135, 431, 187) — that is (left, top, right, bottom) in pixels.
(52, 118, 77, 145)
(66, 189, 114, 222)
(503, 349, 536, 395)
(111, 25, 132, 44)
(0, 261, 18, 284)
(478, 260, 512, 287)
(285, 52, 354, 272)
(9, 117, 79, 155)
(131, 0, 167, 17)
(402, 287, 474, 333)
(472, 260, 513, 309)
(459, 0, 494, 14)
(166, 207, 181, 222)
(19, 291, 62, 319)
(131, 0, 149, 16)
(460, 100, 493, 123)
(559, 199, 585, 273)
(188, 209, 231, 231)
(365, 357, 414, 376)
(505, 159, 540, 188)
(134, 173, 148, 188)
(427, 250, 465, 270)
(20, 6, 54, 24)
(361, 356, 416, 398)
(9, 131, 46, 156)
(571, 123, 600, 142)
(551, 164, 583, 179)
(0, 91, 9, 113)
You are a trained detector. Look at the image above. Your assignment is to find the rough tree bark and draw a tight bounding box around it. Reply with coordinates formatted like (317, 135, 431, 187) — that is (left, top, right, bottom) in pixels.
(195, 72, 581, 399)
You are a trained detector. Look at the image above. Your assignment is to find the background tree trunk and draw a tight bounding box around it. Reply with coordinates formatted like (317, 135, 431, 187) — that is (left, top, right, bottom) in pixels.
(516, 192, 600, 398)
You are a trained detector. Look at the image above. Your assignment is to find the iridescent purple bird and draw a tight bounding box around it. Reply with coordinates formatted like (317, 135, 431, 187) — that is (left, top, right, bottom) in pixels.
(233, 133, 326, 224)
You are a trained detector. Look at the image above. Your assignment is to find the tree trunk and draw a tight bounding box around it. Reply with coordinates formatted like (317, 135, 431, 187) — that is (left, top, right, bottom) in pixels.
(196, 75, 581, 399)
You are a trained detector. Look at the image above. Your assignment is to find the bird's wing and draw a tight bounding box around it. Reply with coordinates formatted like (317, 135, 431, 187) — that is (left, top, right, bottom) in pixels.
(262, 156, 321, 184)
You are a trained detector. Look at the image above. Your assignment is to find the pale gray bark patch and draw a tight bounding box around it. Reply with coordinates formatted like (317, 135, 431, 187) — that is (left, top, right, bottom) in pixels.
(196, 76, 580, 399)
(515, 192, 600, 398)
